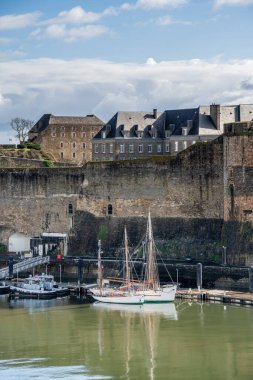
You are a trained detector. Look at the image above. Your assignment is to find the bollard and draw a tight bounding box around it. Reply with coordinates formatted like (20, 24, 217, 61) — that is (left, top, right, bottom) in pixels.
(196, 263, 202, 291)
(249, 266, 253, 293)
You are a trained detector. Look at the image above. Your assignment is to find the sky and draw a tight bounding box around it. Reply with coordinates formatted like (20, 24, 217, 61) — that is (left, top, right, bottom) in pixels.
(0, 0, 253, 142)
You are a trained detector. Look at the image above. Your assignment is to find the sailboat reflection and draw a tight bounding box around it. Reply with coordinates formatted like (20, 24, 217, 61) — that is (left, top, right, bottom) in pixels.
(93, 302, 177, 379)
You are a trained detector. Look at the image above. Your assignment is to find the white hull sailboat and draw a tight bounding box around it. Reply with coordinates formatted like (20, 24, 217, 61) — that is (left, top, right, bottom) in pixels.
(91, 231, 144, 305)
(136, 212, 177, 303)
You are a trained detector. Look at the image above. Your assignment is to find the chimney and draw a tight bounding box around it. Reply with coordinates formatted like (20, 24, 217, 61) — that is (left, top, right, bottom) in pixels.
(210, 104, 221, 130)
(153, 109, 157, 119)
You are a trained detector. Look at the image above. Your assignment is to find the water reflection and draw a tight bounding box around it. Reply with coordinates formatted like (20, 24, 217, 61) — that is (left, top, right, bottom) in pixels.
(93, 303, 178, 380)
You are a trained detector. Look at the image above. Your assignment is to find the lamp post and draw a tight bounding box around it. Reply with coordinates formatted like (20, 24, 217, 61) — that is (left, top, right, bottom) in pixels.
(222, 246, 227, 266)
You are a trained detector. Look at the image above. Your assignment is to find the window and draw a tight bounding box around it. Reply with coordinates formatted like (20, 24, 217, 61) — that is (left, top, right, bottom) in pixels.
(148, 144, 152, 153)
(165, 131, 170, 138)
(183, 141, 187, 149)
(82, 132, 86, 138)
(95, 144, 98, 154)
(174, 141, 178, 152)
(73, 152, 76, 158)
(68, 204, 73, 214)
(102, 144, 106, 153)
(73, 142, 76, 149)
(51, 133, 56, 137)
(102, 131, 106, 139)
(166, 144, 170, 153)
(91, 133, 94, 137)
(72, 126, 76, 131)
(60, 152, 64, 159)
(138, 131, 143, 138)
(120, 144, 125, 153)
(60, 142, 63, 148)
(72, 132, 76, 138)
(61, 132, 65, 138)
(61, 126, 65, 131)
(108, 204, 113, 215)
(109, 144, 113, 153)
(182, 128, 188, 136)
(129, 144, 134, 153)
(138, 144, 143, 153)
(157, 144, 162, 153)
(83, 143, 86, 149)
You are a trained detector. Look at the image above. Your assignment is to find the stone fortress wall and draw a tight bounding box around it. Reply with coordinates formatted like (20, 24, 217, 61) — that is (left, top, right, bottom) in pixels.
(0, 134, 253, 264)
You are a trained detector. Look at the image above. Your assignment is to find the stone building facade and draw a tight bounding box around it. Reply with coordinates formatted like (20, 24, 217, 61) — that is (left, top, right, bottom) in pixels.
(29, 114, 104, 165)
(92, 104, 253, 161)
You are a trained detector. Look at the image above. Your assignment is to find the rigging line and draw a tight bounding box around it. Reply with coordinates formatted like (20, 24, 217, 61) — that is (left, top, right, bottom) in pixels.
(154, 242, 175, 285)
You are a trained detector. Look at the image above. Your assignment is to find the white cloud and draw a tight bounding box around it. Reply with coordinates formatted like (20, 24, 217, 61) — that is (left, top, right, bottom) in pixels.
(31, 24, 108, 42)
(30, 6, 115, 42)
(0, 11, 42, 30)
(156, 15, 173, 25)
(122, 0, 187, 10)
(136, 0, 187, 8)
(43, 6, 102, 25)
(0, 57, 253, 130)
(214, 0, 253, 8)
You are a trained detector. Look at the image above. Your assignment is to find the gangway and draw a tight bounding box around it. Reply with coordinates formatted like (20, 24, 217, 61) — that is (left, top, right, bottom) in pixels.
(0, 256, 50, 280)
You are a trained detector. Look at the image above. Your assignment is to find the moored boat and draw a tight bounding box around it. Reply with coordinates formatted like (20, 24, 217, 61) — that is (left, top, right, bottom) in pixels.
(0, 281, 10, 294)
(10, 273, 69, 299)
(90, 230, 144, 305)
(136, 212, 177, 303)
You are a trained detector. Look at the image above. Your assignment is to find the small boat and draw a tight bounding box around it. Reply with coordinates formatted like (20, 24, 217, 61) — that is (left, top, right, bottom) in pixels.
(136, 212, 177, 303)
(0, 281, 10, 294)
(10, 273, 69, 299)
(91, 230, 144, 305)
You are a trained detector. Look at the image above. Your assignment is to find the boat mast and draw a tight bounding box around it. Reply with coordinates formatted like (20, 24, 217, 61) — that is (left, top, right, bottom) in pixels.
(98, 240, 103, 295)
(124, 226, 131, 292)
(146, 212, 159, 290)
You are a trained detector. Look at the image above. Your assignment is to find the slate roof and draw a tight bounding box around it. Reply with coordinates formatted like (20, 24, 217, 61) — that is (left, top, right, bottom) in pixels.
(164, 107, 219, 136)
(93, 110, 163, 139)
(30, 114, 104, 134)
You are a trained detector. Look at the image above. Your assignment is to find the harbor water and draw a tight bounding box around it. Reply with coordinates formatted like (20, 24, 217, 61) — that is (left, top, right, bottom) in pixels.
(0, 295, 253, 379)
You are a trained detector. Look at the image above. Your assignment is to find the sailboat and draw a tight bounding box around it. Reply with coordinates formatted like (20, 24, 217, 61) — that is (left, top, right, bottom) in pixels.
(91, 229, 144, 305)
(136, 212, 177, 303)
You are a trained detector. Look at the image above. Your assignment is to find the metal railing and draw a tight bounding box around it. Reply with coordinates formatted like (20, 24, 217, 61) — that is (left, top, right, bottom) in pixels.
(0, 256, 50, 279)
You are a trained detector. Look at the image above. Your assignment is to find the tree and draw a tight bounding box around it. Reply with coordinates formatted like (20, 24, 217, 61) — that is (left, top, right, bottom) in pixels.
(10, 118, 34, 143)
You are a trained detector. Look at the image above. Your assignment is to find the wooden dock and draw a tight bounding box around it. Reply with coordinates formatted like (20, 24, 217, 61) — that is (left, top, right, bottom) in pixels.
(176, 289, 253, 306)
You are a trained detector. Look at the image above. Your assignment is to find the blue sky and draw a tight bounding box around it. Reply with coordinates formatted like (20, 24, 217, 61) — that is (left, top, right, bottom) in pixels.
(1, 0, 253, 142)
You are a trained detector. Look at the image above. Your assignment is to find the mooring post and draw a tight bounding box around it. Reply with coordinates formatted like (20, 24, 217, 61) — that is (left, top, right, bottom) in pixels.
(197, 263, 202, 291)
(249, 266, 253, 293)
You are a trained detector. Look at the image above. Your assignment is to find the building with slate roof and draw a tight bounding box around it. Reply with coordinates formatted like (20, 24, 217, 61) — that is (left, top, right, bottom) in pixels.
(92, 104, 253, 161)
(29, 114, 104, 164)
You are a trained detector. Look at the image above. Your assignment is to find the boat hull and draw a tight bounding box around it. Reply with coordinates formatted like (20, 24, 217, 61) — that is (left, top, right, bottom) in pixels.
(141, 285, 177, 303)
(9, 286, 69, 300)
(92, 294, 144, 305)
(0, 285, 10, 295)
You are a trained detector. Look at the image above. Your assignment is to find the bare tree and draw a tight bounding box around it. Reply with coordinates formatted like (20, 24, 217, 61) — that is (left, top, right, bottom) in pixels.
(10, 118, 34, 143)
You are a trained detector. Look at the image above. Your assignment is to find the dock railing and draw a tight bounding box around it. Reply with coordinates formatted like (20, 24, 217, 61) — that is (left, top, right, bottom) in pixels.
(0, 256, 50, 279)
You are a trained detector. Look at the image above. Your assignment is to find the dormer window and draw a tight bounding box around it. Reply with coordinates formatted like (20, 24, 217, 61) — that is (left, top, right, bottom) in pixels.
(165, 131, 170, 138)
(102, 131, 106, 139)
(182, 128, 188, 136)
(138, 131, 143, 138)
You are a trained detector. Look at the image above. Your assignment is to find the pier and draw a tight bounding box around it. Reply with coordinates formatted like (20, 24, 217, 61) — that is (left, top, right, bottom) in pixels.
(176, 289, 253, 306)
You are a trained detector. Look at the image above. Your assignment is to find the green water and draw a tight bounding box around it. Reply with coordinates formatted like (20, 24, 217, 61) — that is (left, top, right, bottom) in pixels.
(0, 296, 253, 379)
